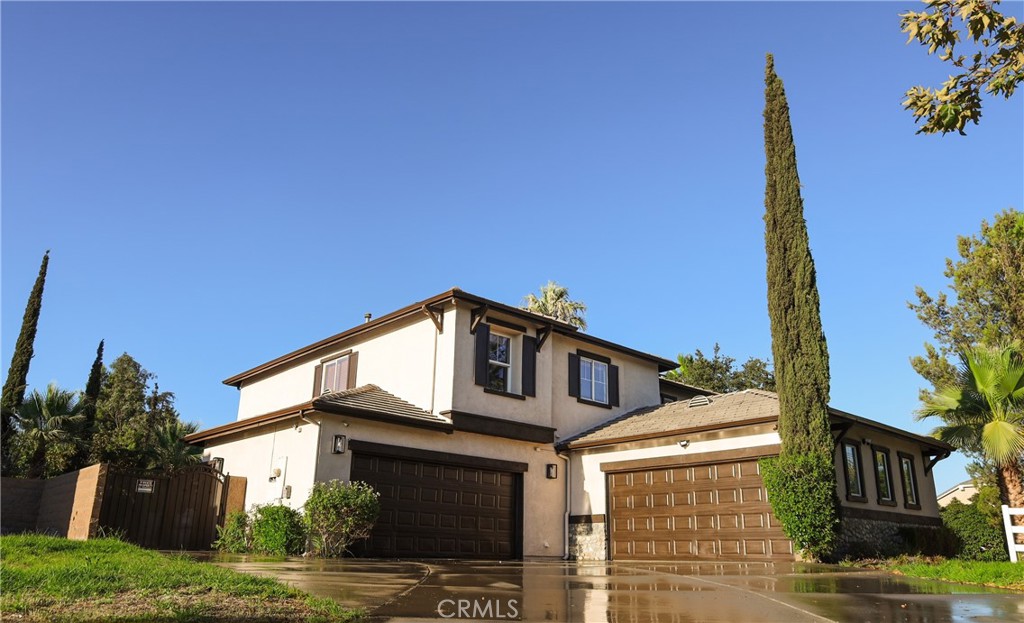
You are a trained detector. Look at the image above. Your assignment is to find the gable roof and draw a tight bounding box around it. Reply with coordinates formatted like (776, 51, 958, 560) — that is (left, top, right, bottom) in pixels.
(222, 288, 675, 387)
(313, 384, 452, 431)
(559, 388, 953, 451)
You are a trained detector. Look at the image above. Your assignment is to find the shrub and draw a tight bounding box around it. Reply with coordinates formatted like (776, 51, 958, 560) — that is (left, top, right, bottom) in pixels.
(760, 452, 839, 561)
(249, 504, 306, 556)
(304, 480, 380, 557)
(213, 510, 250, 554)
(941, 499, 1008, 561)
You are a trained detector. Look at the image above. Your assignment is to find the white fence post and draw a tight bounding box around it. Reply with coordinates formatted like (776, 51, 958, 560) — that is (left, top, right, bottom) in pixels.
(1001, 505, 1024, 563)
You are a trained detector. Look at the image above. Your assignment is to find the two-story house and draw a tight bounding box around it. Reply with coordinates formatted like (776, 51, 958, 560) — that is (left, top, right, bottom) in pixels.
(187, 288, 951, 561)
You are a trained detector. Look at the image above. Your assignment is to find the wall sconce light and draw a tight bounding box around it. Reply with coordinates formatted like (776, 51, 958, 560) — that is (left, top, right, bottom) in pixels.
(333, 434, 347, 454)
(284, 485, 292, 499)
(546, 464, 558, 479)
(209, 457, 224, 473)
(678, 440, 690, 449)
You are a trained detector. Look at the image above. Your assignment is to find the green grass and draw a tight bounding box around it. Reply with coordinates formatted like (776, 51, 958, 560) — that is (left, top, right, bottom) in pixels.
(891, 558, 1024, 591)
(0, 534, 361, 621)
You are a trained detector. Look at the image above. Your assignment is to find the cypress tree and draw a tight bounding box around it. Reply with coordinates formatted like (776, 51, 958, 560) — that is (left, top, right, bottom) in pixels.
(1, 250, 50, 475)
(763, 55, 832, 457)
(71, 340, 105, 470)
(760, 55, 838, 559)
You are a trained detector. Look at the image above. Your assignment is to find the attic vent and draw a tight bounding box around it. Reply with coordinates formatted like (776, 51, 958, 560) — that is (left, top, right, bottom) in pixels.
(688, 395, 712, 408)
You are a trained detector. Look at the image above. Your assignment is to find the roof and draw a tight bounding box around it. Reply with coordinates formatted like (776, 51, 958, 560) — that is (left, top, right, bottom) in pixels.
(937, 480, 977, 500)
(223, 288, 675, 387)
(559, 388, 954, 451)
(658, 377, 718, 397)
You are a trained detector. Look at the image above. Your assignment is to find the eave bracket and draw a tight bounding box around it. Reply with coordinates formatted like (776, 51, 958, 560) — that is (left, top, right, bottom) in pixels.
(470, 305, 489, 335)
(421, 304, 444, 333)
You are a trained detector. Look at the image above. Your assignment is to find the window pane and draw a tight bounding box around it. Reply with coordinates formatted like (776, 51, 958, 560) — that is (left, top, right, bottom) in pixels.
(323, 361, 336, 393)
(580, 359, 593, 400)
(489, 334, 510, 365)
(487, 364, 508, 392)
(844, 445, 862, 497)
(336, 357, 350, 391)
(875, 451, 892, 501)
(594, 362, 607, 384)
(901, 457, 918, 505)
(594, 379, 607, 403)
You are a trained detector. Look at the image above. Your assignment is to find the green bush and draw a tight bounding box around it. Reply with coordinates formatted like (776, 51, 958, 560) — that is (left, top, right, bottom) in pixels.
(760, 452, 839, 560)
(250, 504, 306, 556)
(941, 499, 1008, 561)
(304, 480, 380, 557)
(213, 510, 250, 553)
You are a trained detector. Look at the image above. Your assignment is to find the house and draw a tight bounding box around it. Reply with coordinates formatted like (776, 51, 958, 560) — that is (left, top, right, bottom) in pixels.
(937, 480, 978, 507)
(186, 288, 952, 560)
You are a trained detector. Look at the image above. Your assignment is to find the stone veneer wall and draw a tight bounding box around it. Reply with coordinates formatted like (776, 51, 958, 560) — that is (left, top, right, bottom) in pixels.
(568, 517, 607, 561)
(834, 510, 947, 560)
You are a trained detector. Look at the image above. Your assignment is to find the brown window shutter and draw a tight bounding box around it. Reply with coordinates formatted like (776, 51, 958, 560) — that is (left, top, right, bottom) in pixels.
(346, 352, 359, 389)
(474, 323, 490, 386)
(568, 353, 580, 397)
(312, 364, 323, 398)
(521, 335, 537, 397)
(609, 364, 620, 407)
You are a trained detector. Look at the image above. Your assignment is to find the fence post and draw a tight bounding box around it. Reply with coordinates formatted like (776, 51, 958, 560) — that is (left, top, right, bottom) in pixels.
(1001, 505, 1024, 563)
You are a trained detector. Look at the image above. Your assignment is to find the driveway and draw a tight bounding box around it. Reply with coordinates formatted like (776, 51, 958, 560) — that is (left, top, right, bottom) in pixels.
(208, 557, 1023, 622)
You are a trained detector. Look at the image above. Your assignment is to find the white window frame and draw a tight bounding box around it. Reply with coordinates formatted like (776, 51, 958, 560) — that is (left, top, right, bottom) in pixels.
(580, 357, 609, 404)
(487, 332, 513, 393)
(321, 354, 350, 395)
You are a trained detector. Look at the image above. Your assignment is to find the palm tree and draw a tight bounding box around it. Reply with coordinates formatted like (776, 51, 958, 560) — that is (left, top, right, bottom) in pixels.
(145, 420, 202, 474)
(918, 343, 1024, 511)
(522, 281, 588, 331)
(16, 384, 85, 479)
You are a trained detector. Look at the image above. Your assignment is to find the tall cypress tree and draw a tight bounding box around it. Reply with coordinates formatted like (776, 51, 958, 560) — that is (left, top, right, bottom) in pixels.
(760, 55, 838, 559)
(71, 340, 105, 470)
(2, 250, 50, 475)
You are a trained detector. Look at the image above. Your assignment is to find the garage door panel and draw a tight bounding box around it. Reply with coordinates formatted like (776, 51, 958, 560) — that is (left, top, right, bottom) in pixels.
(609, 456, 792, 561)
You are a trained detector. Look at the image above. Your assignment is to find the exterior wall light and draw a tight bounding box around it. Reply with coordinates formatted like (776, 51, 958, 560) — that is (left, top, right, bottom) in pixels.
(678, 440, 690, 449)
(546, 464, 558, 479)
(333, 434, 347, 454)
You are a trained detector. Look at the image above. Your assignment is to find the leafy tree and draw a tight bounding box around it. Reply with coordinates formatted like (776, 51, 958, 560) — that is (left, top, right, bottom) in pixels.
(144, 420, 202, 474)
(901, 0, 1024, 135)
(665, 344, 775, 392)
(2, 251, 49, 475)
(15, 384, 85, 479)
(918, 343, 1024, 513)
(522, 281, 588, 331)
(70, 340, 105, 471)
(909, 209, 1024, 404)
(759, 54, 838, 560)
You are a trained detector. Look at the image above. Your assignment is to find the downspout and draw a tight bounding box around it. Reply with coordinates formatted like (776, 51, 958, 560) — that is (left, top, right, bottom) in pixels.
(299, 409, 323, 482)
(557, 451, 570, 560)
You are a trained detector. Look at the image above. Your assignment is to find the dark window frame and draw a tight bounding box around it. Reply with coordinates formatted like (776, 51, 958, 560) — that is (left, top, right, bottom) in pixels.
(897, 451, 922, 510)
(841, 440, 867, 502)
(871, 445, 897, 507)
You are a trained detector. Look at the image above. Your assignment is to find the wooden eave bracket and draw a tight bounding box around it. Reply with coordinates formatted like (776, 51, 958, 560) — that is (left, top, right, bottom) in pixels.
(421, 304, 444, 333)
(535, 324, 553, 351)
(922, 448, 951, 475)
(830, 421, 854, 447)
(470, 305, 489, 334)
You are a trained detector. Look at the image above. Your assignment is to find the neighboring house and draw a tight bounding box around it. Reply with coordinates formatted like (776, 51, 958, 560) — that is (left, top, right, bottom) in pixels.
(187, 288, 952, 561)
(937, 480, 978, 507)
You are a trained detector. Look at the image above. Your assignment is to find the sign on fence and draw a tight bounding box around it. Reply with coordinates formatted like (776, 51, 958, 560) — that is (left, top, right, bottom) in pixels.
(1000, 505, 1024, 563)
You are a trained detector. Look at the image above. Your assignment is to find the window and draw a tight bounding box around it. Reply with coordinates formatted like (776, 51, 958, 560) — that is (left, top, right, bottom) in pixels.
(898, 452, 921, 509)
(322, 355, 351, 394)
(487, 333, 512, 392)
(873, 446, 896, 505)
(580, 357, 609, 404)
(841, 441, 866, 501)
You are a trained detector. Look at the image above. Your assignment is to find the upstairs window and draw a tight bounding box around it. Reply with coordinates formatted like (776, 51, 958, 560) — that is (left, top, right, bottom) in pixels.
(568, 350, 619, 408)
(313, 351, 358, 398)
(580, 357, 608, 403)
(873, 446, 896, 506)
(473, 322, 536, 398)
(487, 333, 512, 393)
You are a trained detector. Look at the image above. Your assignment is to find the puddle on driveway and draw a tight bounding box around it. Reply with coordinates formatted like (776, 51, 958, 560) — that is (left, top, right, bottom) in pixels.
(200, 555, 1023, 623)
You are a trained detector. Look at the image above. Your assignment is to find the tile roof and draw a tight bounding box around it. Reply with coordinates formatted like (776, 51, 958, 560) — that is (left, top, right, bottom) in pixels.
(561, 389, 780, 448)
(312, 384, 452, 428)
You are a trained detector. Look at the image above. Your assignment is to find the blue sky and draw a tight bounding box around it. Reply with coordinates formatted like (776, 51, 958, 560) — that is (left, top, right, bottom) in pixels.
(2, 2, 1021, 493)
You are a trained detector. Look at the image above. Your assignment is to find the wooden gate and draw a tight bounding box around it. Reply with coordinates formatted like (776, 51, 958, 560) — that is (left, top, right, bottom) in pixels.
(97, 464, 227, 550)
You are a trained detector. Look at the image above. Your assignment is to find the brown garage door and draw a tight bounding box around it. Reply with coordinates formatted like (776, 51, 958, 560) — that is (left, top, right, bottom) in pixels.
(350, 452, 519, 559)
(608, 457, 792, 560)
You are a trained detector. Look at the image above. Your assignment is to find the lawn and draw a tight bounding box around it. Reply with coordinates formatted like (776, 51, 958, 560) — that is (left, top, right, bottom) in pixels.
(0, 534, 361, 622)
(877, 557, 1024, 591)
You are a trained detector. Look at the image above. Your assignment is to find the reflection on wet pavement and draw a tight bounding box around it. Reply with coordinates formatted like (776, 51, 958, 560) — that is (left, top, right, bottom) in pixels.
(204, 555, 1023, 622)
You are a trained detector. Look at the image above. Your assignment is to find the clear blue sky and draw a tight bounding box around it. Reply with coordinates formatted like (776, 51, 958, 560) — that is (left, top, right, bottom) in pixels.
(2, 2, 1022, 493)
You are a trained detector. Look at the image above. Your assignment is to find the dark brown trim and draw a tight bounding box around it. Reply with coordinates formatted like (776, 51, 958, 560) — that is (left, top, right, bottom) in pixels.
(564, 416, 779, 450)
(320, 349, 353, 364)
(829, 408, 953, 452)
(577, 397, 613, 409)
(444, 410, 556, 443)
(577, 349, 611, 365)
(535, 325, 552, 351)
(871, 445, 897, 506)
(487, 317, 527, 333)
(923, 447, 952, 474)
(897, 451, 922, 510)
(840, 440, 867, 503)
(313, 403, 453, 433)
(185, 402, 314, 444)
(348, 440, 529, 473)
(569, 514, 606, 525)
(482, 387, 527, 401)
(470, 305, 489, 335)
(600, 444, 781, 473)
(421, 304, 444, 333)
(840, 505, 941, 527)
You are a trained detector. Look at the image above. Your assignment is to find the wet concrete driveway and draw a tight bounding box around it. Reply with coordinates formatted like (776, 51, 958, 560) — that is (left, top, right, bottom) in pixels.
(208, 557, 1023, 622)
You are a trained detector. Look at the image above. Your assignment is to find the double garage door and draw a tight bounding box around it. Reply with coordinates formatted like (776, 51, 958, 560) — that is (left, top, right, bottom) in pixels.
(608, 455, 793, 560)
(349, 446, 520, 559)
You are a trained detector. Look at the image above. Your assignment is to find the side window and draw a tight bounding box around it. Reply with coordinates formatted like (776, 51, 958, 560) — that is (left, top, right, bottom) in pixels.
(841, 441, 866, 502)
(568, 350, 619, 408)
(898, 452, 921, 509)
(313, 351, 358, 398)
(487, 332, 512, 392)
(872, 446, 896, 506)
(473, 322, 536, 398)
(580, 357, 608, 403)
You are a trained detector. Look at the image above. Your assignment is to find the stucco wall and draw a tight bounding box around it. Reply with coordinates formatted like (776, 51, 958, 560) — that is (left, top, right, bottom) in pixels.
(1, 464, 106, 539)
(0, 477, 44, 534)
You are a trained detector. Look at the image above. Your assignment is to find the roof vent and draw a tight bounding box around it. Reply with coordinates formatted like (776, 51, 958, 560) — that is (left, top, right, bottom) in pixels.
(688, 395, 712, 408)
